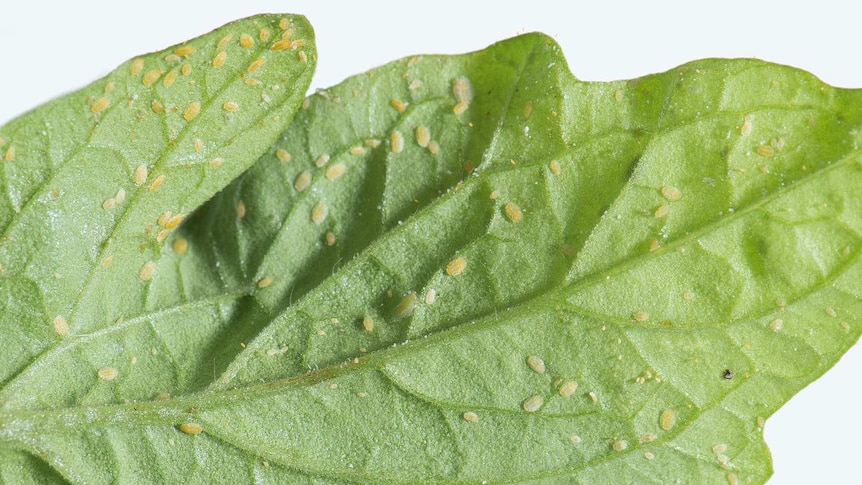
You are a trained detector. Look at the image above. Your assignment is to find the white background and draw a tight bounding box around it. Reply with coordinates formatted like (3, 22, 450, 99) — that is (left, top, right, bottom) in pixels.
(1, 1, 860, 483)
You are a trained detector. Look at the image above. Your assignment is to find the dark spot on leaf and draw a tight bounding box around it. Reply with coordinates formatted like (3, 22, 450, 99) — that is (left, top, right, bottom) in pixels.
(624, 155, 641, 181)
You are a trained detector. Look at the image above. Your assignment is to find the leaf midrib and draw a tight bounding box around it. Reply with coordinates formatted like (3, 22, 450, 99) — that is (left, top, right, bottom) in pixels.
(4, 95, 856, 424)
(1, 119, 851, 411)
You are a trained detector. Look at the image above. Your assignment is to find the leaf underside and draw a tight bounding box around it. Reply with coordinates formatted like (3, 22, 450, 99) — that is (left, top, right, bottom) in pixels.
(1, 21, 861, 485)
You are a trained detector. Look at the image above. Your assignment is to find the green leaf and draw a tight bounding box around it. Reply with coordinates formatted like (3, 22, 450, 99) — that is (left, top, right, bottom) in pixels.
(0, 13, 315, 483)
(1, 29, 860, 484)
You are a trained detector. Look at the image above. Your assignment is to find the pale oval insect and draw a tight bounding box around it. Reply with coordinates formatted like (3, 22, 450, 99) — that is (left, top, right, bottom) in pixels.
(157, 212, 172, 227)
(389, 98, 407, 112)
(275, 148, 291, 162)
(173, 238, 189, 255)
(395, 292, 418, 318)
(740, 114, 754, 136)
(503, 203, 523, 223)
(362, 316, 374, 332)
(549, 159, 561, 175)
(156, 229, 170, 243)
(756, 145, 774, 157)
(415, 125, 430, 147)
(427, 140, 440, 155)
(325, 163, 347, 180)
(522, 395, 543, 413)
(142, 70, 162, 86)
(179, 422, 203, 435)
(661, 185, 682, 201)
(612, 440, 628, 451)
(217, 33, 233, 49)
(90, 97, 110, 114)
(558, 380, 577, 397)
(294, 171, 312, 192)
(445, 257, 466, 276)
(213, 51, 227, 68)
(165, 214, 184, 230)
(311, 201, 328, 224)
(236, 201, 246, 219)
(240, 34, 255, 48)
(526, 355, 546, 374)
(163, 70, 178, 88)
(452, 76, 473, 104)
(390, 131, 404, 153)
(223, 101, 239, 112)
(53, 315, 69, 336)
(183, 102, 201, 121)
(139, 261, 156, 282)
(632, 311, 649, 322)
(173, 45, 195, 57)
(462, 412, 479, 423)
(257, 276, 274, 289)
(659, 409, 675, 430)
(148, 174, 165, 192)
(130, 58, 144, 75)
(97, 367, 118, 381)
(248, 58, 266, 73)
(271, 39, 291, 51)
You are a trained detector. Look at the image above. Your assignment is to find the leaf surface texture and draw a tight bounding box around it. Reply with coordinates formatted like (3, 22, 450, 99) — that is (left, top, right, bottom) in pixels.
(1, 29, 860, 485)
